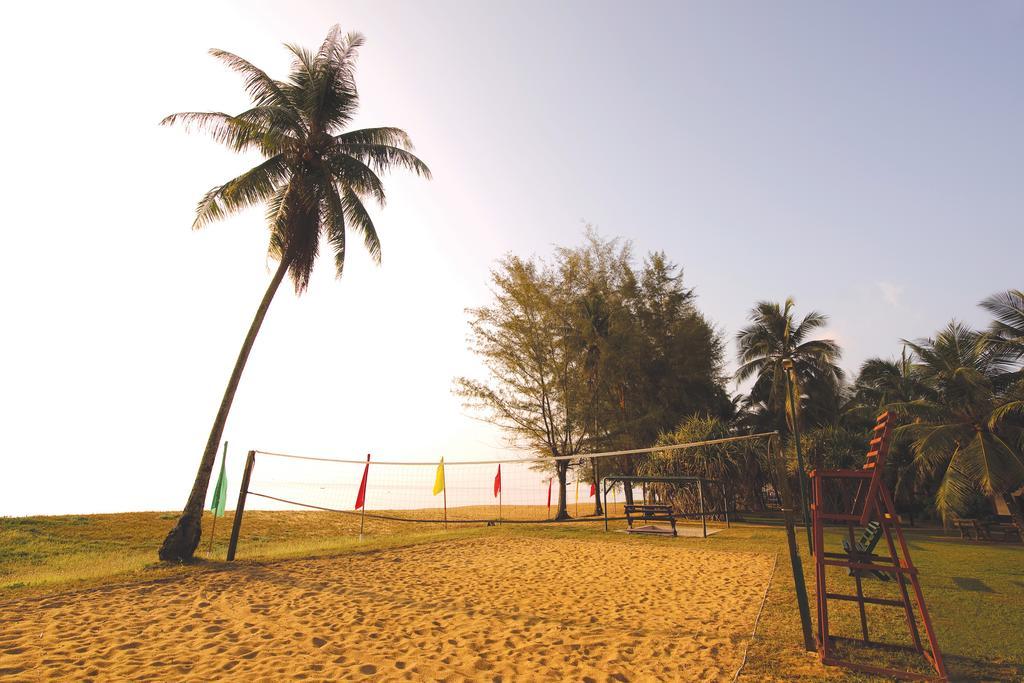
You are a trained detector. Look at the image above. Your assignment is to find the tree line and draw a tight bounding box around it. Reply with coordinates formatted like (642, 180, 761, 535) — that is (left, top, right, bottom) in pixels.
(458, 232, 1024, 528)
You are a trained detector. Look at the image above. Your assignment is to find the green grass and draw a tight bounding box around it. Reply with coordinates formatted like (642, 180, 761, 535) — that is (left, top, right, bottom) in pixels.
(1, 511, 1021, 680)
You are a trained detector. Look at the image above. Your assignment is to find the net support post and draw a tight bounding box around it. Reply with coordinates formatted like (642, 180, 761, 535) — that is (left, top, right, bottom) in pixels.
(226, 449, 256, 562)
(770, 435, 815, 652)
(602, 478, 609, 531)
(724, 481, 731, 528)
(697, 480, 707, 538)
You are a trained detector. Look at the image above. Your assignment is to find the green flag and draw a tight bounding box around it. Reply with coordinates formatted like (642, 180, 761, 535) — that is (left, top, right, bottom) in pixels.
(210, 447, 228, 517)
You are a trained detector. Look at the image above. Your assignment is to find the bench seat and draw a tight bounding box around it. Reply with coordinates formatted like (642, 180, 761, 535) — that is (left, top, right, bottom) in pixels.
(624, 504, 677, 536)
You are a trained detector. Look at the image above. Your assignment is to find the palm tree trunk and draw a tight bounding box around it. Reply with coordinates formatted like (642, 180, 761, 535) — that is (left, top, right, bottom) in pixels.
(158, 257, 291, 562)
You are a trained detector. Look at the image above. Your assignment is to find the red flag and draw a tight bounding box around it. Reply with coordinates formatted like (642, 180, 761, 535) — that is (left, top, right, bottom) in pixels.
(547, 478, 552, 514)
(590, 482, 596, 497)
(354, 453, 370, 510)
(493, 464, 502, 497)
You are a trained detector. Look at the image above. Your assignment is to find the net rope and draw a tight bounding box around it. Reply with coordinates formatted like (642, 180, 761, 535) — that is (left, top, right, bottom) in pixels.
(253, 431, 777, 464)
(244, 432, 776, 525)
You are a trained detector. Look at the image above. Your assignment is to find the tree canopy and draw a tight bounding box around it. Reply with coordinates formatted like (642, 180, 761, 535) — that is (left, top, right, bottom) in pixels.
(456, 231, 728, 518)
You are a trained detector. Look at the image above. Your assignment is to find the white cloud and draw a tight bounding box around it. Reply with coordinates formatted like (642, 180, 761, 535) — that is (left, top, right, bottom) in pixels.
(877, 282, 904, 308)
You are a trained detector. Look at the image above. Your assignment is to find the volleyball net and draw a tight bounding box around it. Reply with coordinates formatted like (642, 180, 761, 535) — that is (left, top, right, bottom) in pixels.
(230, 431, 776, 532)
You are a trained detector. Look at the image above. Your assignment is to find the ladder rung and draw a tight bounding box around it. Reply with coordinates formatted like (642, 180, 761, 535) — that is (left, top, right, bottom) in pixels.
(825, 592, 904, 607)
(823, 558, 915, 574)
(816, 470, 872, 479)
(822, 551, 893, 563)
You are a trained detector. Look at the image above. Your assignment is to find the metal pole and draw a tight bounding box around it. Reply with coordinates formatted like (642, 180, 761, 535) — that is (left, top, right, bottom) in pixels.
(226, 450, 255, 562)
(724, 481, 731, 529)
(770, 434, 815, 651)
(207, 512, 217, 555)
(603, 479, 609, 531)
(783, 358, 814, 554)
(208, 440, 228, 555)
(358, 454, 370, 540)
(698, 480, 707, 538)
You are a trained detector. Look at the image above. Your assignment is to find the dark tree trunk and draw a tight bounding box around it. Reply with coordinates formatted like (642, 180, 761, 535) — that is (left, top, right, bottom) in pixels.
(592, 457, 603, 516)
(555, 460, 570, 520)
(159, 257, 291, 562)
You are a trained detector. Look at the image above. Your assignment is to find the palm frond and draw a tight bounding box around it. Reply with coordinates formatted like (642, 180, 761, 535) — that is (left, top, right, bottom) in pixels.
(193, 155, 289, 229)
(208, 49, 293, 111)
(980, 289, 1024, 361)
(934, 448, 977, 521)
(901, 422, 964, 467)
(334, 142, 432, 179)
(791, 310, 828, 342)
(335, 127, 414, 149)
(323, 153, 388, 204)
(340, 186, 381, 263)
(887, 398, 946, 422)
(980, 289, 1024, 337)
(312, 29, 364, 129)
(958, 430, 1024, 495)
(321, 183, 347, 277)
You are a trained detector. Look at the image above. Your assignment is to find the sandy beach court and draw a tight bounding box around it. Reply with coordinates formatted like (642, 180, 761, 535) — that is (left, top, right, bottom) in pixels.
(0, 536, 774, 681)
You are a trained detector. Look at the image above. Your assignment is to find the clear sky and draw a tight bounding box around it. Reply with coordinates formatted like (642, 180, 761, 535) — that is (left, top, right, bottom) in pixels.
(2, 1, 1022, 516)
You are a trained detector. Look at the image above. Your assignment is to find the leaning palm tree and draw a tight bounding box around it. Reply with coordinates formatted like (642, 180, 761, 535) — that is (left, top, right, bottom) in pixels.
(158, 27, 430, 561)
(735, 298, 844, 434)
(892, 322, 1024, 528)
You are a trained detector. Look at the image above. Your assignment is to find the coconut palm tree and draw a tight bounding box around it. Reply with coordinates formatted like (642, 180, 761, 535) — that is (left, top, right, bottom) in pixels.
(735, 298, 844, 435)
(847, 349, 934, 518)
(849, 348, 930, 414)
(158, 27, 431, 561)
(892, 322, 1024, 528)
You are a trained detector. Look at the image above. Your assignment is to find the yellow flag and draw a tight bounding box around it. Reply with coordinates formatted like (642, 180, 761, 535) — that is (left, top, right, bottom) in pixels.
(432, 457, 445, 495)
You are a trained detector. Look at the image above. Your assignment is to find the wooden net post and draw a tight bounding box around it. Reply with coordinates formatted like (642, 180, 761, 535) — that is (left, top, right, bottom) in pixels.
(226, 450, 255, 562)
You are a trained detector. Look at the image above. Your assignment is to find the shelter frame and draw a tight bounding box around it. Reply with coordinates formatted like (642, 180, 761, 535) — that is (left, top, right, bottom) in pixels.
(600, 475, 730, 538)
